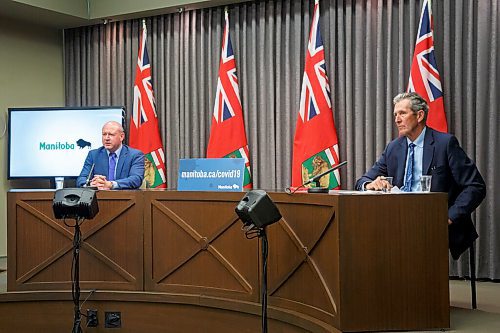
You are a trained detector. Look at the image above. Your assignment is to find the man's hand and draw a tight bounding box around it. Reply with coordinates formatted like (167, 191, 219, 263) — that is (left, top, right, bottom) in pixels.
(366, 176, 392, 191)
(90, 175, 113, 190)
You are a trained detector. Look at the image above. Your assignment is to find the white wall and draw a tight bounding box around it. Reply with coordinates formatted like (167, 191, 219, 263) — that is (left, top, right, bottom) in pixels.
(0, 17, 65, 257)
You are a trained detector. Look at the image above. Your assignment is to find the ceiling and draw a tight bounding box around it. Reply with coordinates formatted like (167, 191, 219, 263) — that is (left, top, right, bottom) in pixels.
(0, 1, 90, 29)
(0, 0, 253, 29)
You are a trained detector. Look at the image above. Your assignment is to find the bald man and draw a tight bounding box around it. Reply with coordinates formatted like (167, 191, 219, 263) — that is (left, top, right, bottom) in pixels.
(77, 121, 144, 190)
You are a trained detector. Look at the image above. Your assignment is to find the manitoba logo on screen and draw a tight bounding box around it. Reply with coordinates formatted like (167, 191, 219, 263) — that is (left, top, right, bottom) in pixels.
(39, 138, 92, 150)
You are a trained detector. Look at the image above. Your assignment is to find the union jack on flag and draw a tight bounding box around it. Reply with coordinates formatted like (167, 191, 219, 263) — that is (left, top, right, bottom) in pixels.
(133, 30, 155, 126)
(207, 10, 252, 189)
(213, 12, 240, 124)
(130, 20, 167, 188)
(298, 3, 331, 123)
(292, 0, 341, 189)
(408, 0, 448, 132)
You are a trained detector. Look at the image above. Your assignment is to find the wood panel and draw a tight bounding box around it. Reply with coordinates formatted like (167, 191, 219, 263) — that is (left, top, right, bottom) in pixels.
(266, 193, 340, 328)
(264, 192, 449, 332)
(7, 190, 143, 291)
(144, 191, 260, 302)
(5, 190, 449, 332)
(337, 193, 450, 332)
(0, 291, 337, 333)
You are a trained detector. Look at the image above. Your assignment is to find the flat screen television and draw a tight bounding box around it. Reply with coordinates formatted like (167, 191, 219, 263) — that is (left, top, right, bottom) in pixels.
(8, 107, 125, 179)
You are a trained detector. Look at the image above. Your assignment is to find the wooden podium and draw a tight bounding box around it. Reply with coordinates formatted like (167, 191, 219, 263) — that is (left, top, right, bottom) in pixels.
(2, 190, 450, 332)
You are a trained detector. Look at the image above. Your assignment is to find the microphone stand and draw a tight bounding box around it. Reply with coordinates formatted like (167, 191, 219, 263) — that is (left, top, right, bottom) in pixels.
(84, 164, 95, 187)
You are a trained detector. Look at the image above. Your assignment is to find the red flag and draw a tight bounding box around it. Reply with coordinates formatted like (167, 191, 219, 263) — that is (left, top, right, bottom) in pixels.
(130, 21, 167, 188)
(408, 0, 448, 132)
(207, 10, 252, 189)
(292, 0, 341, 189)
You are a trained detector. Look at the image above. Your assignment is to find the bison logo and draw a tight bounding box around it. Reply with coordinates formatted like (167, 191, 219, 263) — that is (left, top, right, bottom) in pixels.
(76, 139, 91, 149)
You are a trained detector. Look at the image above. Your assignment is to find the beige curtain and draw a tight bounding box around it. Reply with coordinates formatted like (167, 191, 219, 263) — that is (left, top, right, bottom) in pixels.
(64, 0, 499, 279)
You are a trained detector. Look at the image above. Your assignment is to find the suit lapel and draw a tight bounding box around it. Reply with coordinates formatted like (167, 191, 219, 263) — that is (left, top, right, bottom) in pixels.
(115, 145, 127, 179)
(422, 128, 435, 175)
(396, 138, 408, 186)
(97, 148, 109, 176)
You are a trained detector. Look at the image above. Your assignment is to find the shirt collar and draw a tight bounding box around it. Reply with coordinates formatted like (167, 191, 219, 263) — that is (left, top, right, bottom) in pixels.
(407, 126, 426, 148)
(107, 145, 123, 158)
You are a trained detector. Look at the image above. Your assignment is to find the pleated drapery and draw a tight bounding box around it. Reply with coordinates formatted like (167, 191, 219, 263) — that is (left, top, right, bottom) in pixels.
(64, 0, 499, 279)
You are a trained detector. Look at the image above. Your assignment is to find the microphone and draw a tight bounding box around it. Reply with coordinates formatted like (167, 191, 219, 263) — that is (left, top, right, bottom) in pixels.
(84, 163, 95, 187)
(286, 161, 348, 194)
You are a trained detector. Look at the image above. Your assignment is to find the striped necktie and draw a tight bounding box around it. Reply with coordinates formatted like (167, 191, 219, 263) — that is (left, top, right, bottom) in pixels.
(403, 143, 415, 192)
(108, 152, 116, 181)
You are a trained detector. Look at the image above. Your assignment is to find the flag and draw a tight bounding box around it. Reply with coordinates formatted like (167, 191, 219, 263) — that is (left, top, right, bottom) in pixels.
(408, 0, 448, 132)
(130, 20, 167, 188)
(292, 0, 341, 189)
(207, 10, 252, 189)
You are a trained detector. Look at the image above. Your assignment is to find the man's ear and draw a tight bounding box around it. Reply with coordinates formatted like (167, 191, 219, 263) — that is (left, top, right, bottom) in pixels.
(417, 109, 425, 123)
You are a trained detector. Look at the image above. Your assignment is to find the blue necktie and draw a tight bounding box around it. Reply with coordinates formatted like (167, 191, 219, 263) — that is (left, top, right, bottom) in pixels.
(108, 153, 116, 181)
(403, 143, 415, 192)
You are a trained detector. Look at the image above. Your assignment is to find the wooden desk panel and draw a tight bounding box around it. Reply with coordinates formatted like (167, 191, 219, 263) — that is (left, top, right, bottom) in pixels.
(337, 193, 450, 331)
(144, 191, 260, 302)
(264, 192, 449, 332)
(6, 190, 449, 332)
(7, 190, 144, 291)
(267, 193, 340, 328)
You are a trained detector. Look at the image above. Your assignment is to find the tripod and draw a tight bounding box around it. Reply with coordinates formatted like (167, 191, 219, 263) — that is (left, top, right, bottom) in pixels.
(53, 187, 99, 332)
(235, 189, 283, 333)
(260, 228, 269, 333)
(66, 217, 85, 333)
(245, 227, 270, 333)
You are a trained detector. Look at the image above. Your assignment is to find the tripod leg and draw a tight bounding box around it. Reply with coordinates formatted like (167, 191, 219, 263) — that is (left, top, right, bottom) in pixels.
(72, 221, 83, 333)
(261, 228, 268, 333)
(469, 244, 477, 309)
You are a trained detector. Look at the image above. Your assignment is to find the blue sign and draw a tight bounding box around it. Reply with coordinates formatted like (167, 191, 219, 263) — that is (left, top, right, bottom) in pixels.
(177, 158, 245, 192)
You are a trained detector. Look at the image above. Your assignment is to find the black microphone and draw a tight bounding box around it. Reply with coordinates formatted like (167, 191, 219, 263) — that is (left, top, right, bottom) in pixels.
(286, 161, 348, 194)
(84, 163, 95, 187)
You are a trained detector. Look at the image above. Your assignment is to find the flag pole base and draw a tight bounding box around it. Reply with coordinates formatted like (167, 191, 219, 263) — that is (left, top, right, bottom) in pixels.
(307, 187, 329, 194)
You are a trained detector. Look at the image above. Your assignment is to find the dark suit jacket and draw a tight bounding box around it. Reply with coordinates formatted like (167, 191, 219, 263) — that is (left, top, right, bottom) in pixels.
(355, 127, 486, 259)
(76, 145, 145, 189)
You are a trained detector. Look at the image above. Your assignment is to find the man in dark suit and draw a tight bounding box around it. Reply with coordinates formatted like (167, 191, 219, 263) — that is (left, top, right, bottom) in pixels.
(355, 92, 486, 259)
(77, 121, 144, 190)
